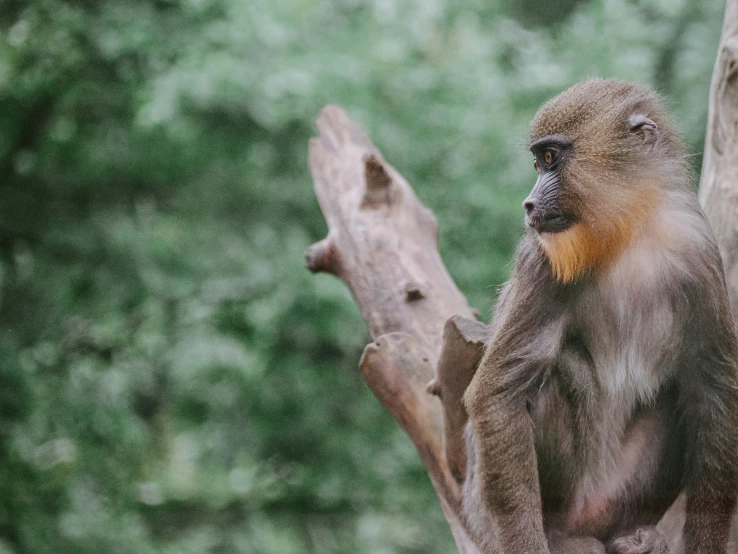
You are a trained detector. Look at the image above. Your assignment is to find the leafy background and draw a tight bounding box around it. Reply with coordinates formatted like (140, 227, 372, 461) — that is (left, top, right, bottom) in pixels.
(0, 0, 726, 552)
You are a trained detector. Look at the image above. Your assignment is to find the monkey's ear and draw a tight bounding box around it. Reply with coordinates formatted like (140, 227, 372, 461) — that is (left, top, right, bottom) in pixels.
(628, 115, 657, 149)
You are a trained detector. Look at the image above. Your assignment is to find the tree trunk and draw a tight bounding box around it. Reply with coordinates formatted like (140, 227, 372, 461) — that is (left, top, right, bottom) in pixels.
(700, 0, 738, 318)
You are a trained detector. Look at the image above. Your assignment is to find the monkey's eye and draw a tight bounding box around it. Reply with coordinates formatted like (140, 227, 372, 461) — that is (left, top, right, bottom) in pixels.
(544, 150, 554, 165)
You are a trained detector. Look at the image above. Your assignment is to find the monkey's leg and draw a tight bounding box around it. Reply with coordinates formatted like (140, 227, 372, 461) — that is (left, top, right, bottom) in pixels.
(607, 526, 669, 554)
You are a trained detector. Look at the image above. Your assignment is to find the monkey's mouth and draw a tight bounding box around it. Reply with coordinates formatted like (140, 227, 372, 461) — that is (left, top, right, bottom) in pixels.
(527, 214, 573, 234)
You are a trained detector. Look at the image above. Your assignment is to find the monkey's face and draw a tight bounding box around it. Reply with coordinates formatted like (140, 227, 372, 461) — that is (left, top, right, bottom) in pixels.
(522, 79, 679, 282)
(523, 136, 577, 236)
(524, 79, 668, 241)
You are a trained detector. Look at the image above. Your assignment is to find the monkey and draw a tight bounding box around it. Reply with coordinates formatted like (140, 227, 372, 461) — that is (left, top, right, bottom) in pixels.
(461, 79, 738, 554)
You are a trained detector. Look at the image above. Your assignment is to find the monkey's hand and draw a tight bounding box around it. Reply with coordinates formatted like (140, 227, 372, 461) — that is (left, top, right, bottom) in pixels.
(607, 526, 669, 554)
(548, 531, 606, 554)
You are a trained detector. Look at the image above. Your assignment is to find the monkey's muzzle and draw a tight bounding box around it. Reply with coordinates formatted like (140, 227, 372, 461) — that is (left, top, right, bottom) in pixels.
(524, 172, 573, 234)
(526, 213, 572, 234)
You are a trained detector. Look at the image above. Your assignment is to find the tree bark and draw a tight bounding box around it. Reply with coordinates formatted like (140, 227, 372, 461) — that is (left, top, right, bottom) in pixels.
(306, 0, 738, 549)
(700, 0, 738, 318)
(698, 0, 738, 550)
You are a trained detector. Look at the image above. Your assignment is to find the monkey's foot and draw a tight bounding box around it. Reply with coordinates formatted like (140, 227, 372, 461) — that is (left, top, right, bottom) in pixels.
(607, 526, 669, 554)
(549, 531, 606, 554)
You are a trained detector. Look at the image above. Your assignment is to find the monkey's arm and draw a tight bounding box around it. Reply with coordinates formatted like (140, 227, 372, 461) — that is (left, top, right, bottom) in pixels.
(679, 266, 738, 554)
(464, 239, 567, 553)
(466, 365, 549, 553)
(681, 357, 738, 554)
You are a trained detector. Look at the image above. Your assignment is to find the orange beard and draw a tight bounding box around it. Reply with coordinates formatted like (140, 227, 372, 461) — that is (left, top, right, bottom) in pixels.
(535, 184, 662, 283)
(537, 218, 636, 283)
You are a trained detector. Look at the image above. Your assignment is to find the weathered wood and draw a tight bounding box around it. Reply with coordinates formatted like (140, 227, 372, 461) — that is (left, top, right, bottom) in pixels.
(360, 333, 456, 505)
(700, 0, 738, 319)
(427, 316, 488, 483)
(360, 333, 479, 553)
(308, 106, 476, 363)
(307, 105, 480, 552)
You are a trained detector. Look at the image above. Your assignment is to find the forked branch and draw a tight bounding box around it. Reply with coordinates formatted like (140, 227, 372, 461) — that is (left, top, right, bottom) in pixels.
(307, 105, 480, 552)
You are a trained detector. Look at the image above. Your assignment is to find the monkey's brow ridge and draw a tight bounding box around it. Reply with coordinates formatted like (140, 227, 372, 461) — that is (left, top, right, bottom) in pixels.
(529, 134, 572, 152)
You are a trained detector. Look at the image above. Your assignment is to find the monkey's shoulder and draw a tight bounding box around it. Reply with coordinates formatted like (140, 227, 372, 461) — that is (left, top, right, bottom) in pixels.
(605, 197, 723, 293)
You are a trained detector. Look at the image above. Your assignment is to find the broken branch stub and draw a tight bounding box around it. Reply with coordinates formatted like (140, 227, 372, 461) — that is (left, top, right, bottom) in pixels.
(428, 316, 489, 483)
(305, 234, 339, 275)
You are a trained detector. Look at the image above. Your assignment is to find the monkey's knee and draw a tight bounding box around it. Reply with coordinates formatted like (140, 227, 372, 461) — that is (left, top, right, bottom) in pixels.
(607, 526, 669, 554)
(548, 531, 606, 554)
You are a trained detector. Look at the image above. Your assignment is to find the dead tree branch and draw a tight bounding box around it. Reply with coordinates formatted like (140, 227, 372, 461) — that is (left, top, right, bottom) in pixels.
(307, 106, 481, 552)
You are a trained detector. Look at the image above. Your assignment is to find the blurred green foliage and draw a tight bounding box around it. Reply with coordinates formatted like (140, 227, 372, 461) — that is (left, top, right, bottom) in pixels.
(0, 0, 725, 552)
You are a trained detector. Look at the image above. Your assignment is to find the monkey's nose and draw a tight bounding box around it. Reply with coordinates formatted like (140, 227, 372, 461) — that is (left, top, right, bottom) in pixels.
(523, 199, 536, 215)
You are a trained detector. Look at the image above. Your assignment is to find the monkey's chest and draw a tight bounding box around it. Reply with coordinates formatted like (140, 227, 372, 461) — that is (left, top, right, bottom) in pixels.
(533, 347, 672, 538)
(538, 285, 680, 536)
(574, 283, 677, 401)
